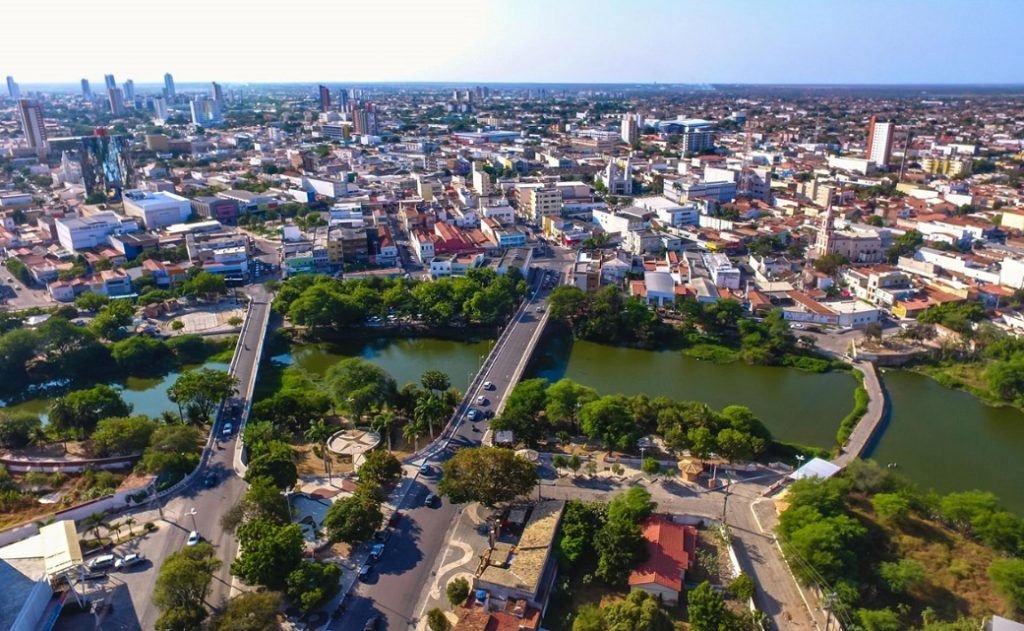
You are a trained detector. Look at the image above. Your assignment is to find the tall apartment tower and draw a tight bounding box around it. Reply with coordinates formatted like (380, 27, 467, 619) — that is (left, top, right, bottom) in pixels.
(152, 96, 169, 122)
(866, 116, 894, 168)
(210, 82, 224, 104)
(108, 88, 126, 115)
(621, 113, 639, 145)
(81, 78, 92, 98)
(122, 79, 135, 103)
(6, 76, 20, 99)
(338, 89, 349, 113)
(163, 73, 176, 98)
(353, 105, 377, 136)
(17, 99, 48, 154)
(318, 85, 331, 112)
(104, 74, 117, 90)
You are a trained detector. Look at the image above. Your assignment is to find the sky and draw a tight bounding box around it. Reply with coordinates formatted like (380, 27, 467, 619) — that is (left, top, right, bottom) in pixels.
(3, 0, 1024, 85)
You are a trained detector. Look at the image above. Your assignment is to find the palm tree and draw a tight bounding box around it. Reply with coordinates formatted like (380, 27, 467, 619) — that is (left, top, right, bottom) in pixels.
(304, 419, 335, 478)
(123, 517, 136, 537)
(35, 516, 57, 531)
(108, 521, 123, 544)
(82, 511, 109, 544)
(414, 394, 446, 438)
(371, 408, 396, 450)
(403, 419, 426, 452)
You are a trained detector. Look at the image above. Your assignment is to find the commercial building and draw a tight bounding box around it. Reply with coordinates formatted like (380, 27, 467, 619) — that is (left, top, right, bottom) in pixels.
(104, 74, 116, 90)
(190, 96, 222, 126)
(657, 118, 714, 152)
(80, 78, 91, 98)
(16, 99, 47, 154)
(55, 211, 126, 251)
(353, 105, 378, 136)
(318, 85, 331, 112)
(122, 79, 135, 103)
(634, 196, 699, 226)
(520, 186, 562, 223)
(122, 190, 192, 229)
(866, 116, 894, 167)
(190, 196, 240, 223)
(6, 75, 20, 98)
(107, 88, 125, 115)
(163, 72, 175, 98)
(703, 253, 741, 289)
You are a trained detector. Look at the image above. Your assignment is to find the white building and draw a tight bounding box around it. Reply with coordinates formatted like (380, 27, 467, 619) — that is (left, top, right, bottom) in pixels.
(152, 96, 169, 123)
(866, 116, 894, 167)
(55, 212, 127, 251)
(703, 253, 741, 289)
(634, 196, 699, 226)
(122, 190, 192, 229)
(621, 113, 639, 145)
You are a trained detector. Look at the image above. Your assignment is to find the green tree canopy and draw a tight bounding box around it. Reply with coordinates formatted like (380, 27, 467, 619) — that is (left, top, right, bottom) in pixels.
(326, 357, 397, 417)
(323, 488, 382, 544)
(231, 519, 305, 590)
(438, 447, 538, 507)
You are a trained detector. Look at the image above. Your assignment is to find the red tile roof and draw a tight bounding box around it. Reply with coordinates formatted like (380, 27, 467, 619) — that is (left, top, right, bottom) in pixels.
(628, 516, 696, 592)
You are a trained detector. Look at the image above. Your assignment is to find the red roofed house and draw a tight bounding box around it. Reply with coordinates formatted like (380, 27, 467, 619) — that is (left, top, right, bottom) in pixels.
(628, 516, 697, 605)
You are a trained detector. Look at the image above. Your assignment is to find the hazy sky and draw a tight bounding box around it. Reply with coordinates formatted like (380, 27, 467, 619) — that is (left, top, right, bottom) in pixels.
(4, 0, 1023, 85)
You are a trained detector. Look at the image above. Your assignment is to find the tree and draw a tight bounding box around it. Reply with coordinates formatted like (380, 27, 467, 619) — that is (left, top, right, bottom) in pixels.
(872, 492, 911, 524)
(323, 488, 382, 544)
(211, 591, 283, 631)
(370, 407, 396, 450)
(579, 396, 640, 451)
(438, 447, 538, 507)
(0, 412, 42, 449)
(221, 476, 290, 532)
(813, 253, 849, 276)
(167, 368, 238, 423)
(154, 543, 220, 630)
(231, 519, 304, 590)
(421, 370, 451, 394)
(447, 576, 471, 607)
(326, 358, 397, 418)
(545, 378, 597, 432)
(858, 608, 903, 631)
(74, 291, 109, 312)
(641, 457, 661, 478)
(245, 440, 298, 490)
(359, 449, 402, 488)
(728, 572, 755, 601)
(603, 590, 674, 631)
(864, 321, 883, 342)
(879, 559, 925, 594)
(414, 392, 448, 438)
(89, 415, 158, 457)
(183, 271, 227, 297)
(428, 608, 451, 631)
(286, 560, 341, 614)
(111, 336, 174, 375)
(140, 424, 202, 478)
(49, 384, 132, 436)
(403, 418, 426, 451)
(82, 511, 109, 543)
(687, 581, 728, 631)
(989, 558, 1024, 613)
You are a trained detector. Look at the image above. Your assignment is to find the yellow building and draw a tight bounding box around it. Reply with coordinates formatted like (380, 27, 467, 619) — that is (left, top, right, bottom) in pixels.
(921, 156, 971, 178)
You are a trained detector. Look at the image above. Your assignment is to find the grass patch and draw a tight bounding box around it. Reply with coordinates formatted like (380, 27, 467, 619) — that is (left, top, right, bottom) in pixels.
(835, 369, 868, 448)
(763, 440, 830, 465)
(683, 343, 740, 364)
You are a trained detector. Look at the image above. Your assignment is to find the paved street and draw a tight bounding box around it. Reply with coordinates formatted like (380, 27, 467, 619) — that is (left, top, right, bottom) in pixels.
(329, 261, 566, 631)
(94, 286, 273, 629)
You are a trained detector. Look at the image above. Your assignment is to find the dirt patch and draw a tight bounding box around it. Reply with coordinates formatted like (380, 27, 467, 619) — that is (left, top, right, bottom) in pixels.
(688, 527, 732, 586)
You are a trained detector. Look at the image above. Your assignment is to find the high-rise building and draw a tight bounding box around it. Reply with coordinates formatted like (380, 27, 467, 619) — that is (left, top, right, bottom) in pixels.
(80, 78, 91, 98)
(104, 74, 116, 90)
(338, 88, 349, 113)
(210, 82, 224, 104)
(318, 85, 331, 112)
(122, 79, 135, 103)
(163, 73, 176, 98)
(17, 99, 48, 154)
(152, 96, 169, 123)
(5, 76, 19, 99)
(352, 105, 377, 136)
(866, 116, 894, 168)
(190, 96, 222, 126)
(621, 113, 639, 145)
(108, 88, 125, 115)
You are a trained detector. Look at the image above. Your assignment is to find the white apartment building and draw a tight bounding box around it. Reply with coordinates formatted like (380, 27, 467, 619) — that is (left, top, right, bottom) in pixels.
(55, 212, 126, 252)
(634, 196, 699, 226)
(123, 190, 192, 229)
(520, 186, 562, 223)
(703, 253, 741, 289)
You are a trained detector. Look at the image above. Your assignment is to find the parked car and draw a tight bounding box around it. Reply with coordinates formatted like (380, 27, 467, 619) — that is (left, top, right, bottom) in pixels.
(466, 409, 478, 421)
(476, 396, 487, 406)
(187, 531, 200, 546)
(424, 492, 440, 508)
(115, 553, 144, 570)
(370, 543, 385, 560)
(204, 472, 218, 487)
(419, 463, 432, 475)
(221, 422, 233, 437)
(88, 554, 115, 570)
(358, 565, 372, 581)
(389, 511, 403, 526)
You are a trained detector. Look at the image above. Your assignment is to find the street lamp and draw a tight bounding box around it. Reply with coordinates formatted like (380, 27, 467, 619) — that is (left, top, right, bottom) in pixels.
(188, 507, 198, 532)
(796, 454, 806, 470)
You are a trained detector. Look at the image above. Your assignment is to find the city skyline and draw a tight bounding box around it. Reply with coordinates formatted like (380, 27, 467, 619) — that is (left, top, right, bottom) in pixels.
(3, 0, 1024, 85)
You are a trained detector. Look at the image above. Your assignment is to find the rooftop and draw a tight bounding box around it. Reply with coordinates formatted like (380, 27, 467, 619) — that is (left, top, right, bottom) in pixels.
(477, 501, 563, 596)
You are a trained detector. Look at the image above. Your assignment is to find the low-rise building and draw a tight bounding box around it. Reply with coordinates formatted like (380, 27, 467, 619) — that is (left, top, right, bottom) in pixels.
(628, 516, 697, 606)
(122, 190, 191, 229)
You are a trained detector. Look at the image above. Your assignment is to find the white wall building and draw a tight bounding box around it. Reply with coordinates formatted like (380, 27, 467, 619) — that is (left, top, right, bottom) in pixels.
(122, 190, 192, 229)
(55, 212, 126, 251)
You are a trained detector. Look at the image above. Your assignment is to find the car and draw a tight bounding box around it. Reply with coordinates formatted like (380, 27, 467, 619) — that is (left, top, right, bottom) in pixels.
(186, 531, 200, 546)
(204, 472, 218, 487)
(389, 511, 403, 526)
(424, 492, 440, 507)
(370, 543, 385, 560)
(419, 463, 432, 475)
(364, 615, 382, 631)
(88, 554, 115, 570)
(536, 306, 545, 312)
(222, 423, 233, 436)
(483, 381, 494, 390)
(466, 409, 478, 421)
(358, 565, 372, 581)
(115, 553, 144, 570)
(476, 396, 487, 406)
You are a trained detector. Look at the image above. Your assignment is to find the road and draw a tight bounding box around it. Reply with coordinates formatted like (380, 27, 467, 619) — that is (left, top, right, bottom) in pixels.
(330, 262, 566, 631)
(0, 260, 56, 310)
(101, 286, 273, 630)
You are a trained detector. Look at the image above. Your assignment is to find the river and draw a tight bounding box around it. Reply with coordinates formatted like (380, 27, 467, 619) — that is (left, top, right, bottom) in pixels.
(3, 361, 230, 424)
(868, 369, 1024, 514)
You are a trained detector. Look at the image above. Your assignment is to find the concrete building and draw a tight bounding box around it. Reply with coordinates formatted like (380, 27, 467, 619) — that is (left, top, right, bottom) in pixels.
(122, 190, 192, 229)
(472, 163, 494, 195)
(163, 72, 175, 98)
(107, 88, 125, 115)
(6, 75, 20, 99)
(190, 196, 240, 223)
(152, 96, 169, 123)
(866, 116, 894, 167)
(703, 253, 741, 289)
(55, 212, 127, 251)
(318, 84, 331, 112)
(17, 99, 47, 155)
(634, 196, 699, 226)
(520, 186, 562, 223)
(621, 113, 639, 145)
(80, 78, 91, 98)
(598, 157, 633, 196)
(628, 516, 697, 606)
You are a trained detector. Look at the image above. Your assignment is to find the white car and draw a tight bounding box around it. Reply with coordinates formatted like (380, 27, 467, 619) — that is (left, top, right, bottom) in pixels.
(476, 396, 487, 406)
(115, 553, 144, 569)
(222, 423, 233, 436)
(483, 381, 494, 390)
(187, 531, 200, 546)
(467, 409, 478, 421)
